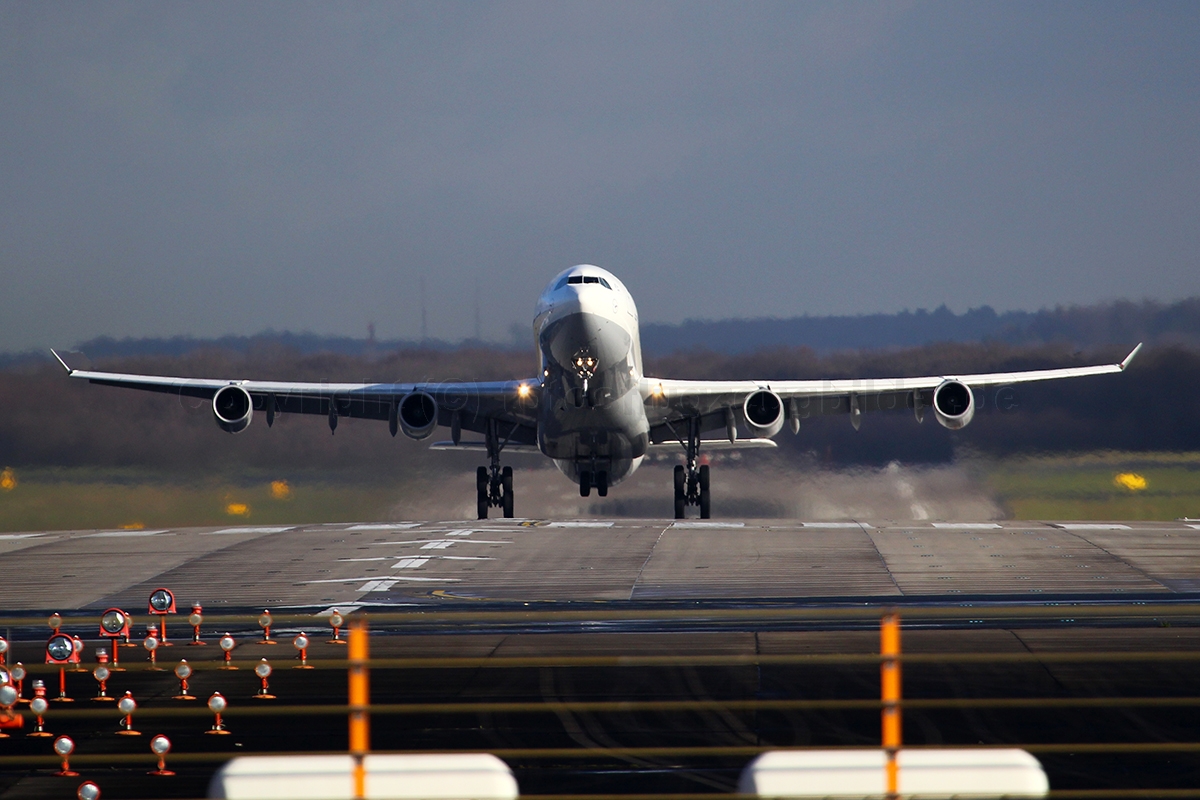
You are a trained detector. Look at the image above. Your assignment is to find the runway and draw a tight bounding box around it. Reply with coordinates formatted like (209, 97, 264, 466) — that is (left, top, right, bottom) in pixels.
(2, 518, 1200, 612)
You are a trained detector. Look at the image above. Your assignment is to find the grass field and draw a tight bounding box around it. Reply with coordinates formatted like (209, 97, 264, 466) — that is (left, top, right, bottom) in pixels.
(980, 451, 1200, 520)
(0, 467, 406, 532)
(2, 452, 1198, 531)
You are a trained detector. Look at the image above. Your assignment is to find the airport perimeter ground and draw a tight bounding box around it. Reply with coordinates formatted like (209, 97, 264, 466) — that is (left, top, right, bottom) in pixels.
(4, 517, 1200, 797)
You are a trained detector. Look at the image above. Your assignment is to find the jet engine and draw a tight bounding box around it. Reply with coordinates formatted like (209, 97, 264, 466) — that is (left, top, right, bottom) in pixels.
(212, 385, 253, 434)
(398, 392, 438, 440)
(743, 389, 785, 438)
(932, 380, 975, 430)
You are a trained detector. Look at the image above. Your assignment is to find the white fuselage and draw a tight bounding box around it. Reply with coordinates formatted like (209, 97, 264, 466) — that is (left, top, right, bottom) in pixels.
(533, 265, 649, 486)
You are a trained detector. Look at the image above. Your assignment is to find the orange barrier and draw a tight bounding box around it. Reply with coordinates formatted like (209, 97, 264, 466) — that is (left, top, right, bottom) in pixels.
(348, 619, 369, 800)
(881, 612, 901, 800)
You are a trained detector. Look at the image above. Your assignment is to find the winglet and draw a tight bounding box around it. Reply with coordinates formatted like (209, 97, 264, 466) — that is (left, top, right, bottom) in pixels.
(1119, 343, 1143, 371)
(50, 349, 73, 375)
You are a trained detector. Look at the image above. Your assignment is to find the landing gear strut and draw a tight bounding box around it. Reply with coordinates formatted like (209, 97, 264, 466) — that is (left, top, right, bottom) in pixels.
(477, 420, 515, 519)
(670, 416, 711, 519)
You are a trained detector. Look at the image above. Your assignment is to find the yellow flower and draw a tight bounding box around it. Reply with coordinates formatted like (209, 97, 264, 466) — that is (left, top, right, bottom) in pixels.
(225, 503, 251, 516)
(270, 480, 291, 500)
(1114, 473, 1147, 491)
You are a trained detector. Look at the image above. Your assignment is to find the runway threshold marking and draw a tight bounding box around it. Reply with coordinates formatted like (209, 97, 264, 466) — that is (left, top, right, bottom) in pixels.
(393, 558, 431, 569)
(344, 523, 421, 531)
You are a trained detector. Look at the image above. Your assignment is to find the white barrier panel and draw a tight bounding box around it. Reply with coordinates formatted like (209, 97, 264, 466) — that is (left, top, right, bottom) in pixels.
(739, 748, 1048, 798)
(208, 753, 519, 800)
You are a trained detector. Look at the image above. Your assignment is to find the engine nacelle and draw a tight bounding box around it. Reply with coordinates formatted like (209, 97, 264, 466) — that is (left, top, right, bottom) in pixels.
(743, 389, 785, 438)
(212, 385, 253, 434)
(932, 379, 975, 430)
(398, 392, 438, 440)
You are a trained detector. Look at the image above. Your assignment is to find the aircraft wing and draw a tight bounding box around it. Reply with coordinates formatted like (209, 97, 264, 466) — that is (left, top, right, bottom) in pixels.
(642, 344, 1142, 438)
(51, 351, 541, 443)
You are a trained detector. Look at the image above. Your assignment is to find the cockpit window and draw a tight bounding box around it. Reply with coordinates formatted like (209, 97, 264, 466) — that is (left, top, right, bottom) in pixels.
(561, 274, 612, 289)
(567, 276, 584, 284)
(599, 277, 612, 289)
(555, 277, 570, 290)
(583, 276, 599, 284)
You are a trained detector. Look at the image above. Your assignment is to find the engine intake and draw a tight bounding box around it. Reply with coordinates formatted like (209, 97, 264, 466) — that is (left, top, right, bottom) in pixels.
(398, 392, 438, 440)
(932, 380, 975, 430)
(212, 385, 253, 434)
(743, 389, 785, 438)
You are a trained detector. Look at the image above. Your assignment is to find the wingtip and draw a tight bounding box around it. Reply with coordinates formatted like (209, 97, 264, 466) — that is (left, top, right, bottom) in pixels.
(50, 349, 73, 374)
(1119, 343, 1143, 370)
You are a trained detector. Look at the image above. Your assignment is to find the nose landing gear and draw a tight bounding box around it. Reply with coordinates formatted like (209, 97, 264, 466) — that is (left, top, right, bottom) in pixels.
(579, 470, 608, 498)
(477, 421, 515, 519)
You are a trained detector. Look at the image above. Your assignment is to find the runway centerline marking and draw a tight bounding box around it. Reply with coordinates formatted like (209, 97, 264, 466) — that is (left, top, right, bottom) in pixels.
(931, 523, 1002, 529)
(303, 575, 457, 584)
(85, 529, 169, 538)
(547, 521, 615, 528)
(0, 533, 49, 539)
(368, 539, 511, 546)
(1054, 524, 1133, 530)
(671, 522, 745, 529)
(393, 558, 432, 569)
(799, 522, 874, 529)
(344, 523, 421, 530)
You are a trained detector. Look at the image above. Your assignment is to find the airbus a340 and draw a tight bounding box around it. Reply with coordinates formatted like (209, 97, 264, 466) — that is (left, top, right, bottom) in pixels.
(55, 265, 1140, 519)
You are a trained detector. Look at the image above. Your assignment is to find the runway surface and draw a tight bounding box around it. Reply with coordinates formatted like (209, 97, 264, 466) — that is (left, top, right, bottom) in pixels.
(3, 518, 1200, 611)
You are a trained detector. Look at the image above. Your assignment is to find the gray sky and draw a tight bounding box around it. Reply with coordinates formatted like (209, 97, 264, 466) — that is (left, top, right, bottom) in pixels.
(2, 1, 1197, 349)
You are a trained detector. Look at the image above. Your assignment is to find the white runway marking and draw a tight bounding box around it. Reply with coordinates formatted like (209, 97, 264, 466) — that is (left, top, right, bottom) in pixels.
(204, 526, 294, 535)
(443, 529, 474, 536)
(671, 522, 745, 529)
(0, 533, 48, 539)
(799, 522, 874, 528)
(392, 558, 431, 569)
(932, 523, 1003, 529)
(304, 575, 457, 584)
(344, 523, 421, 531)
(369, 539, 510, 546)
(86, 530, 169, 538)
(421, 541, 455, 550)
(1054, 524, 1133, 530)
(547, 521, 615, 528)
(437, 555, 495, 561)
(1187, 524, 1200, 530)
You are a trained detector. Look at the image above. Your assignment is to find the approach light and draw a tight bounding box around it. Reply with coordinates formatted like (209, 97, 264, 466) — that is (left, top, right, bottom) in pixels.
(293, 633, 313, 669)
(173, 660, 195, 700)
(219, 633, 237, 669)
(188, 604, 206, 645)
(116, 691, 139, 735)
(46, 634, 74, 664)
(254, 658, 276, 700)
(257, 610, 276, 644)
(517, 384, 531, 398)
(205, 692, 229, 735)
(148, 589, 175, 614)
(149, 734, 175, 775)
(0, 636, 8, 666)
(48, 613, 62, 632)
(327, 610, 346, 644)
(54, 735, 79, 776)
(77, 781, 101, 800)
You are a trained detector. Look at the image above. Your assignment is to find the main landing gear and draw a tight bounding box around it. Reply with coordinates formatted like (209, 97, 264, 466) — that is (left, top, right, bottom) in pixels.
(477, 420, 514, 519)
(671, 417, 711, 519)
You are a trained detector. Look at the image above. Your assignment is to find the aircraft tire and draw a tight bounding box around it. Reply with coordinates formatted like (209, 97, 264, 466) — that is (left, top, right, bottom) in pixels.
(580, 470, 592, 498)
(502, 466, 514, 518)
(477, 467, 489, 520)
(699, 465, 711, 519)
(673, 465, 686, 519)
(596, 471, 608, 497)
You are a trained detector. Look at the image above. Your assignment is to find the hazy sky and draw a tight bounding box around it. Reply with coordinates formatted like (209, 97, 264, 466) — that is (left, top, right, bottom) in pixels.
(2, 1, 1197, 349)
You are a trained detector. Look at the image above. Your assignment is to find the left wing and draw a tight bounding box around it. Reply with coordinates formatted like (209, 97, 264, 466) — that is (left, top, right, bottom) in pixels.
(641, 344, 1142, 440)
(52, 351, 541, 444)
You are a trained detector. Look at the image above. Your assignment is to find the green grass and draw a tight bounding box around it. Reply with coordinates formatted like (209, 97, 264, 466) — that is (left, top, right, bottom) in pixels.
(0, 467, 404, 532)
(981, 451, 1200, 520)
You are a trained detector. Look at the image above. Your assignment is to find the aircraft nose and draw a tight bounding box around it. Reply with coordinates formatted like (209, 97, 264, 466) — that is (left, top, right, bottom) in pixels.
(541, 311, 631, 375)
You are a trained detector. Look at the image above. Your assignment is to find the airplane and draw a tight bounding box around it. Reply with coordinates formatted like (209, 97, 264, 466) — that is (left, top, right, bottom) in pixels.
(53, 264, 1142, 520)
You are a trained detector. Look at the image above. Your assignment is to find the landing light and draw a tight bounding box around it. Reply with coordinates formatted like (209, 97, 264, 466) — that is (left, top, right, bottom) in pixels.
(517, 384, 531, 399)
